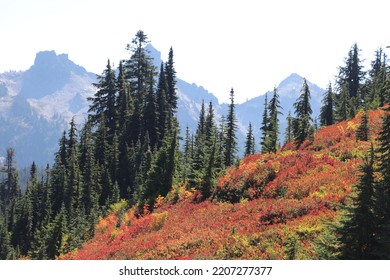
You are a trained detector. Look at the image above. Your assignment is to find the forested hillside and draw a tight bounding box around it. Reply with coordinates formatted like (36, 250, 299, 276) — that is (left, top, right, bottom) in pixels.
(58, 108, 388, 259)
(1, 31, 390, 260)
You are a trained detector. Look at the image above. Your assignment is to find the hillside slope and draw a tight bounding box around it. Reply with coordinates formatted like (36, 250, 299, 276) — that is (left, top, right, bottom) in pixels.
(61, 109, 385, 260)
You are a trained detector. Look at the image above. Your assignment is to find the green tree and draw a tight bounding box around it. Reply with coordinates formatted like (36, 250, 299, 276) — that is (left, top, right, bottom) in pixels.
(204, 101, 216, 146)
(337, 145, 376, 259)
(124, 30, 157, 144)
(337, 43, 365, 111)
(179, 126, 193, 183)
(145, 72, 160, 147)
(244, 122, 255, 156)
(3, 148, 21, 208)
(188, 101, 206, 188)
(88, 60, 117, 141)
(320, 82, 334, 127)
(224, 88, 238, 166)
(46, 204, 68, 259)
(366, 48, 387, 108)
(141, 131, 177, 210)
(293, 78, 313, 147)
(165, 47, 178, 112)
(267, 87, 282, 152)
(356, 110, 369, 141)
(156, 62, 169, 145)
(50, 132, 68, 216)
(79, 120, 100, 232)
(260, 93, 270, 153)
(373, 105, 390, 258)
(0, 218, 14, 259)
(116, 60, 133, 133)
(284, 111, 293, 145)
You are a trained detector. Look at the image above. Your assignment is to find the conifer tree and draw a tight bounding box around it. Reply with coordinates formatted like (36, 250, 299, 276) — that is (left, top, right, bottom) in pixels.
(335, 83, 351, 122)
(125, 30, 156, 100)
(116, 60, 133, 132)
(124, 31, 157, 145)
(0, 217, 13, 259)
(284, 111, 293, 145)
(88, 60, 117, 141)
(3, 148, 20, 208)
(202, 137, 217, 198)
(244, 122, 254, 156)
(267, 87, 282, 152)
(320, 83, 334, 127)
(156, 63, 169, 145)
(224, 88, 238, 166)
(143, 72, 159, 148)
(51, 133, 68, 216)
(79, 120, 99, 230)
(165, 47, 178, 112)
(11, 193, 33, 255)
(189, 101, 207, 188)
(179, 126, 193, 183)
(141, 131, 177, 209)
(373, 105, 390, 258)
(46, 204, 68, 259)
(383, 74, 390, 105)
(337, 145, 376, 259)
(260, 93, 270, 153)
(201, 101, 219, 197)
(356, 110, 369, 141)
(65, 118, 82, 221)
(367, 48, 387, 108)
(337, 43, 365, 110)
(204, 101, 216, 146)
(293, 78, 313, 147)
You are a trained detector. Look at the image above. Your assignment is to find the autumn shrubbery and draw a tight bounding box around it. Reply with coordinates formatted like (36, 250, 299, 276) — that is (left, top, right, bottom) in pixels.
(60, 109, 385, 260)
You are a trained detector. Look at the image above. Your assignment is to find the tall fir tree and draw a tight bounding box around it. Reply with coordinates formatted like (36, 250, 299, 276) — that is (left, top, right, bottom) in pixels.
(260, 92, 270, 153)
(189, 101, 207, 188)
(366, 48, 387, 108)
(88, 59, 117, 141)
(143, 72, 159, 148)
(320, 82, 334, 127)
(337, 43, 365, 114)
(373, 105, 390, 258)
(156, 62, 169, 145)
(224, 88, 238, 166)
(165, 47, 178, 112)
(244, 122, 255, 156)
(267, 87, 282, 152)
(337, 145, 376, 259)
(284, 111, 293, 145)
(293, 78, 313, 147)
(356, 109, 369, 141)
(116, 60, 133, 133)
(0, 217, 14, 259)
(125, 30, 157, 145)
(335, 83, 352, 121)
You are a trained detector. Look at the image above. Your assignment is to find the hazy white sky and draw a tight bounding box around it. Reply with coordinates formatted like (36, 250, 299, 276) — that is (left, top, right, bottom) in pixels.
(1, 0, 389, 103)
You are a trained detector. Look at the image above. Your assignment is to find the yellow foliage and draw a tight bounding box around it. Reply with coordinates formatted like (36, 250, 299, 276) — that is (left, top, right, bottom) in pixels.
(346, 121, 358, 133)
(96, 218, 109, 234)
(110, 228, 121, 241)
(109, 199, 128, 214)
(154, 195, 165, 209)
(150, 211, 168, 231)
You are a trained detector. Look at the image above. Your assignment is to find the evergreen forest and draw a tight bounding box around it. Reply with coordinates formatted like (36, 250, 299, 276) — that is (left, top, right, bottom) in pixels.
(1, 31, 390, 260)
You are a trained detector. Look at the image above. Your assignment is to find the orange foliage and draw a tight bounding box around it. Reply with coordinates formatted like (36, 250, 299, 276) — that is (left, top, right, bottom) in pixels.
(60, 108, 385, 260)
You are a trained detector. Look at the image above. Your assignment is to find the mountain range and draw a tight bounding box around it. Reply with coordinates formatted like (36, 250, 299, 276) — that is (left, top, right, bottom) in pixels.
(0, 45, 324, 167)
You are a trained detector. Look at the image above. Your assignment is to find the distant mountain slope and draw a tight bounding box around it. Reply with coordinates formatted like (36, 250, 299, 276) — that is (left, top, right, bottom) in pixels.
(60, 109, 385, 260)
(0, 46, 324, 167)
(0, 51, 96, 166)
